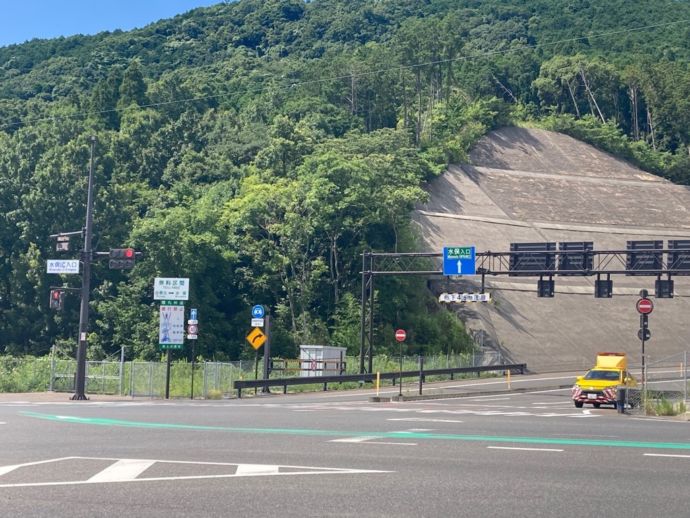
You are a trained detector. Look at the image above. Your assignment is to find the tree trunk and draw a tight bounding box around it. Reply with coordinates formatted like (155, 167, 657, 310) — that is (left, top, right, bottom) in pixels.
(629, 85, 639, 141)
(579, 68, 605, 123)
(647, 107, 657, 151)
(566, 81, 581, 118)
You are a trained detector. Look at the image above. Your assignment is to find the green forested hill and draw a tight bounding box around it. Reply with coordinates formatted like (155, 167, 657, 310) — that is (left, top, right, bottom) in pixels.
(1, 0, 688, 361)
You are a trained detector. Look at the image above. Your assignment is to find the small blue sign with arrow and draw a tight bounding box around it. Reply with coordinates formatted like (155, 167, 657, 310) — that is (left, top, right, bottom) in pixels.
(190, 308, 198, 321)
(251, 305, 265, 318)
(443, 246, 476, 276)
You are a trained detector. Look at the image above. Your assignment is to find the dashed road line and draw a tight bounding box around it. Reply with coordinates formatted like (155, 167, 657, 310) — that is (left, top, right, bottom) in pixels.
(387, 418, 463, 424)
(488, 446, 564, 452)
(644, 453, 690, 459)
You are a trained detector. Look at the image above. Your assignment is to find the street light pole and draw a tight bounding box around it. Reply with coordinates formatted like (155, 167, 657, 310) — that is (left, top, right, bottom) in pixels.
(72, 136, 96, 400)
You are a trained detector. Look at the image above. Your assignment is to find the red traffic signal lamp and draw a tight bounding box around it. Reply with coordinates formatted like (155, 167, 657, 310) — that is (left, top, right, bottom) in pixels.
(49, 289, 64, 310)
(109, 248, 136, 269)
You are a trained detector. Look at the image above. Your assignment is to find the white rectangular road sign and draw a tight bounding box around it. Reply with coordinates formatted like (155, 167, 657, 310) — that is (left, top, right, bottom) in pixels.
(154, 278, 190, 301)
(251, 318, 264, 328)
(47, 259, 80, 274)
(159, 302, 185, 346)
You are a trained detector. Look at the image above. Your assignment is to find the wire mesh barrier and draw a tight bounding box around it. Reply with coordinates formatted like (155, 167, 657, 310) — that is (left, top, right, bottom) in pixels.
(37, 352, 509, 397)
(43, 359, 253, 398)
(637, 352, 688, 416)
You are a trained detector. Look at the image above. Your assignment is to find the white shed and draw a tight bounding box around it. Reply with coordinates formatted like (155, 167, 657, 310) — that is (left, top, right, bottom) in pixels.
(299, 345, 347, 377)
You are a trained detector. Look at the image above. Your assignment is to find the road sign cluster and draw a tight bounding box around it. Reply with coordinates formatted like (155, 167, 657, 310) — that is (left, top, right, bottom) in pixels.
(637, 295, 653, 342)
(246, 305, 267, 349)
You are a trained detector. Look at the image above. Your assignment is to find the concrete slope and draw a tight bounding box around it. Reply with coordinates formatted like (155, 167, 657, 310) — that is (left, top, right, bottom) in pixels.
(413, 127, 690, 372)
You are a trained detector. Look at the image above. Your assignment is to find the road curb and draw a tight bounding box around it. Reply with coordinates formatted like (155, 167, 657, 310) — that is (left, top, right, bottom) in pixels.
(369, 384, 573, 403)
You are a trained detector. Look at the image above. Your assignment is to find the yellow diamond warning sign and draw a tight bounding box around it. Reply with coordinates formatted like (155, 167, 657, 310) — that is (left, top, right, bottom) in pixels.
(246, 327, 266, 349)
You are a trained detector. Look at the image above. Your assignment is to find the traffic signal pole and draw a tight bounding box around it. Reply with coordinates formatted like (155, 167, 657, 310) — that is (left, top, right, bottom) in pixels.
(72, 136, 96, 400)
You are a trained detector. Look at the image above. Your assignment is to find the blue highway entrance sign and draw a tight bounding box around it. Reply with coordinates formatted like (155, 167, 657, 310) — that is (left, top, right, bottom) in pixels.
(443, 246, 476, 276)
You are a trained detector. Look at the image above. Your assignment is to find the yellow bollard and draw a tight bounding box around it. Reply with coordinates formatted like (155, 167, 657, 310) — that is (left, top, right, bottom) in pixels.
(506, 369, 511, 390)
(376, 371, 380, 397)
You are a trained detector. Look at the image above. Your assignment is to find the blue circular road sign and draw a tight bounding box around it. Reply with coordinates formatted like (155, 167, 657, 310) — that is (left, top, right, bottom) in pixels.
(252, 305, 265, 318)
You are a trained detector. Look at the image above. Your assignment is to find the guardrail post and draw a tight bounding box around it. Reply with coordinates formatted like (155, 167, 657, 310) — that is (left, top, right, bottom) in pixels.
(418, 356, 424, 395)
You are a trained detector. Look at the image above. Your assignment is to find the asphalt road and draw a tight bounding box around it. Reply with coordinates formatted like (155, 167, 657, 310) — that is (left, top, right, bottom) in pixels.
(1, 378, 689, 517)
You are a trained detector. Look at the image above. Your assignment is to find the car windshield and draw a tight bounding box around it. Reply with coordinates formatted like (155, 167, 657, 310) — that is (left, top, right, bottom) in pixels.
(584, 370, 620, 381)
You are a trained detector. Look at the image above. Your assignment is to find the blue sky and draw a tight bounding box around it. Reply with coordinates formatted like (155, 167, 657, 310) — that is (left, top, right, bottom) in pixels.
(0, 0, 221, 48)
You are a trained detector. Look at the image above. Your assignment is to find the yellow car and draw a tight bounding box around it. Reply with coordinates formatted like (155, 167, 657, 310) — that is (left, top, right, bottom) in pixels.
(571, 353, 637, 409)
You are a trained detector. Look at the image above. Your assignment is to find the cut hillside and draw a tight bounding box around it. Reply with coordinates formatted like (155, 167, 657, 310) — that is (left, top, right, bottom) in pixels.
(414, 127, 690, 372)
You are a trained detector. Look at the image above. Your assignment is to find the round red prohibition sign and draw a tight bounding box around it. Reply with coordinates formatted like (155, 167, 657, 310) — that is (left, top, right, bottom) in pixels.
(395, 329, 407, 342)
(636, 297, 654, 314)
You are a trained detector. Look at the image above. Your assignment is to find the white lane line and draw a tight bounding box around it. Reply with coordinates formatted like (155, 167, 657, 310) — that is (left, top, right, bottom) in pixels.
(487, 446, 564, 452)
(236, 464, 280, 475)
(0, 457, 77, 477)
(329, 436, 417, 446)
(388, 418, 463, 424)
(644, 453, 690, 459)
(0, 469, 391, 488)
(632, 418, 690, 424)
(0, 421, 6, 425)
(330, 436, 381, 443)
(88, 459, 156, 482)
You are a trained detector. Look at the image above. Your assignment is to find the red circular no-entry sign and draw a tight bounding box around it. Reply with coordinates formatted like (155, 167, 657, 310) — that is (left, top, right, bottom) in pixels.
(636, 297, 654, 314)
(395, 329, 407, 342)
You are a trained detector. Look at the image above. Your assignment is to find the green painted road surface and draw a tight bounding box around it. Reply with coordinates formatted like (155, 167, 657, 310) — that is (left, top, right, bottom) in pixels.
(21, 411, 690, 451)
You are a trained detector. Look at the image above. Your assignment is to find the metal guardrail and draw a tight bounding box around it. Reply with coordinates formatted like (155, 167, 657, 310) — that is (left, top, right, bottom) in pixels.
(233, 363, 526, 398)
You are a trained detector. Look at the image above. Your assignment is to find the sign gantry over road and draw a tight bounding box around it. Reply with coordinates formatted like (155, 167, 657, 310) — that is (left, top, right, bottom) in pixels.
(636, 297, 654, 314)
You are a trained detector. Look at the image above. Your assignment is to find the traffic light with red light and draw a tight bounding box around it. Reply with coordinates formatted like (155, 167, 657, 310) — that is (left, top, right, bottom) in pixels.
(109, 248, 136, 269)
(49, 289, 64, 310)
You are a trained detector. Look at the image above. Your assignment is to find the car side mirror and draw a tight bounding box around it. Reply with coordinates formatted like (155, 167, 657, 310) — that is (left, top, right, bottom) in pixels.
(576, 376, 583, 382)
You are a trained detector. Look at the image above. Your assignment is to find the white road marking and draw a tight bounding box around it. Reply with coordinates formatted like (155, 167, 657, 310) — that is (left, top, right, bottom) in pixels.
(329, 435, 417, 446)
(330, 436, 381, 443)
(644, 453, 690, 459)
(88, 459, 156, 482)
(0, 457, 76, 476)
(467, 397, 511, 402)
(370, 442, 417, 446)
(0, 421, 5, 425)
(0, 457, 390, 488)
(487, 446, 564, 452)
(235, 464, 280, 475)
(632, 417, 690, 424)
(387, 418, 463, 424)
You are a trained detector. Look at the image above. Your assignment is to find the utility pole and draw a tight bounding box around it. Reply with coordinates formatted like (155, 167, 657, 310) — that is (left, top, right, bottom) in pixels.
(72, 136, 96, 400)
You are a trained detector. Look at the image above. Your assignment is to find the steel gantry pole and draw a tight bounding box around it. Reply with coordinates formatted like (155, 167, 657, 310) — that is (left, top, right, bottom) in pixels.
(72, 136, 96, 400)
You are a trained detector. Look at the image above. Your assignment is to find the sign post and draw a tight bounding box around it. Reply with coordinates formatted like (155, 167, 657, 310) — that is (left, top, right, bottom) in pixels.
(636, 290, 654, 401)
(395, 329, 406, 397)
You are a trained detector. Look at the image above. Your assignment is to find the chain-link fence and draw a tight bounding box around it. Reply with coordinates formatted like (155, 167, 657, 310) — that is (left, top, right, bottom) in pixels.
(38, 351, 505, 398)
(46, 359, 253, 398)
(620, 352, 688, 415)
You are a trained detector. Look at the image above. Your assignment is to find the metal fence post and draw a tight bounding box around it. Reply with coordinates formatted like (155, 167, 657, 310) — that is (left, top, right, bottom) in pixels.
(683, 351, 688, 401)
(49, 344, 56, 392)
(148, 362, 154, 398)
